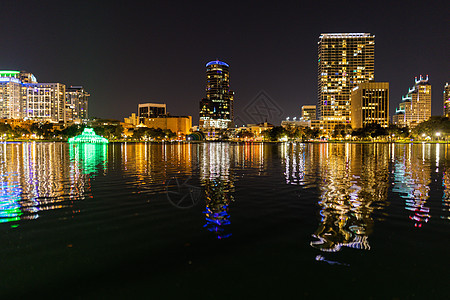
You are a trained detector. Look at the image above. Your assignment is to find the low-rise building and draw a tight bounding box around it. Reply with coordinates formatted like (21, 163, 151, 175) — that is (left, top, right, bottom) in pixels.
(143, 116, 192, 136)
(138, 103, 166, 124)
(124, 113, 139, 126)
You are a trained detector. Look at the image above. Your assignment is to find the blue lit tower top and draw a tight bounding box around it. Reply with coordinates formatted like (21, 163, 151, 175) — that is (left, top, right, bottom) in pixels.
(205, 60, 230, 68)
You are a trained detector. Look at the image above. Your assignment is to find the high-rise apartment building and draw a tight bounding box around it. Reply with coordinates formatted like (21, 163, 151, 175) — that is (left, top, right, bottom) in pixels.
(199, 60, 234, 129)
(317, 33, 375, 133)
(393, 75, 431, 127)
(351, 82, 389, 129)
(66, 86, 89, 122)
(0, 71, 22, 119)
(23, 83, 66, 122)
(301, 105, 316, 120)
(444, 82, 450, 117)
(0, 70, 88, 123)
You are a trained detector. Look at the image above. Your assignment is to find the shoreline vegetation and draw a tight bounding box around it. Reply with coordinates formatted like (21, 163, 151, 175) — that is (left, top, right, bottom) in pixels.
(1, 116, 450, 144)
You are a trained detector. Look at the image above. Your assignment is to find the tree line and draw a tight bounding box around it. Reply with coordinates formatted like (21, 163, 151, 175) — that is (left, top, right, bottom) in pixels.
(0, 120, 177, 141)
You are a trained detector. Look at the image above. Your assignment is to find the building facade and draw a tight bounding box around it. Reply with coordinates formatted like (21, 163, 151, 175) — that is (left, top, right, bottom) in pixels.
(0, 71, 22, 119)
(199, 60, 234, 129)
(138, 103, 166, 124)
(0, 70, 88, 123)
(23, 83, 66, 122)
(351, 82, 389, 129)
(393, 75, 431, 127)
(444, 82, 450, 117)
(143, 116, 192, 136)
(66, 86, 89, 122)
(317, 33, 375, 133)
(301, 105, 316, 120)
(124, 113, 139, 126)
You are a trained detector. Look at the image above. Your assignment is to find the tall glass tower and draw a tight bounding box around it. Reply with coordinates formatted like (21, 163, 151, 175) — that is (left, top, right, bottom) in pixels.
(199, 60, 234, 129)
(317, 33, 375, 133)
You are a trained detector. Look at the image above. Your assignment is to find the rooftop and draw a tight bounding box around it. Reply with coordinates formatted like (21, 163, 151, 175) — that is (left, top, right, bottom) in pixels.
(206, 60, 229, 68)
(320, 33, 373, 39)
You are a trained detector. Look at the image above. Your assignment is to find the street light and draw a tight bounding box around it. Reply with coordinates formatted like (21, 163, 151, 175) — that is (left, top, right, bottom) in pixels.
(436, 132, 441, 142)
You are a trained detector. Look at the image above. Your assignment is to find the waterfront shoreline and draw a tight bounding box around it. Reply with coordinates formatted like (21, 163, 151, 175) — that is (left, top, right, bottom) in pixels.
(2, 139, 449, 144)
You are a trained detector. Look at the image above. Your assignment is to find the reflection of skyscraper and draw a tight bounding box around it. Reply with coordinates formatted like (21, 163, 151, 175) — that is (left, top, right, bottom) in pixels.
(442, 164, 450, 221)
(311, 144, 389, 252)
(392, 144, 431, 227)
(199, 60, 234, 130)
(200, 143, 234, 239)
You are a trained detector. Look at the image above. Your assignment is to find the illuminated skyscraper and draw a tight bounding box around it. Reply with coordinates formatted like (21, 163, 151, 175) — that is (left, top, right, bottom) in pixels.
(443, 82, 450, 117)
(393, 75, 431, 127)
(23, 83, 66, 122)
(351, 82, 389, 129)
(317, 33, 375, 133)
(0, 71, 22, 119)
(199, 60, 234, 129)
(66, 86, 89, 122)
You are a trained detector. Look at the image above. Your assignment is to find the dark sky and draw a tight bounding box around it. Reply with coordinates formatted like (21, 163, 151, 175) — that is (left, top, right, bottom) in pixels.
(1, 1, 449, 125)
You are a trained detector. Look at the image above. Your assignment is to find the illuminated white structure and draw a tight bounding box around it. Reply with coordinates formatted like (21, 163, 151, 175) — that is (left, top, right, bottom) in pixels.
(393, 75, 431, 127)
(0, 71, 22, 119)
(23, 83, 66, 122)
(0, 70, 88, 123)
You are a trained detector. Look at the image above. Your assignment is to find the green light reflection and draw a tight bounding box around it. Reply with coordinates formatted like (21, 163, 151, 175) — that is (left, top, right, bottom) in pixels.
(69, 143, 108, 175)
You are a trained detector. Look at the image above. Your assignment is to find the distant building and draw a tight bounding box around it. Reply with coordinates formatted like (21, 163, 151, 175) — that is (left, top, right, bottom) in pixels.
(351, 82, 389, 129)
(66, 86, 89, 122)
(0, 70, 88, 123)
(317, 33, 375, 133)
(444, 82, 450, 117)
(138, 103, 166, 123)
(281, 119, 310, 128)
(199, 60, 234, 129)
(246, 122, 274, 138)
(393, 75, 431, 127)
(301, 105, 316, 121)
(124, 113, 139, 126)
(143, 116, 192, 136)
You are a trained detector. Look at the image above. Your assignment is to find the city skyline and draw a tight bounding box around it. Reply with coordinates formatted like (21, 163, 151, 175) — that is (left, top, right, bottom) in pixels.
(0, 1, 448, 124)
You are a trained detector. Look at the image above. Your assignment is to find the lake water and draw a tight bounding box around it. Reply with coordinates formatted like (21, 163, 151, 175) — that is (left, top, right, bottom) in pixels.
(0, 142, 449, 298)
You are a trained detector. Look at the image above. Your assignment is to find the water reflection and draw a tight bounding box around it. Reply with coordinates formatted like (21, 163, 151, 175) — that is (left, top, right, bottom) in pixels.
(69, 143, 108, 175)
(0, 142, 107, 224)
(392, 144, 432, 228)
(309, 144, 390, 252)
(200, 143, 235, 239)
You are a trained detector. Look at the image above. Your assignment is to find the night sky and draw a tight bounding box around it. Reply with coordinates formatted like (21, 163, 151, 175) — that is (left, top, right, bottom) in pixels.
(1, 1, 448, 125)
